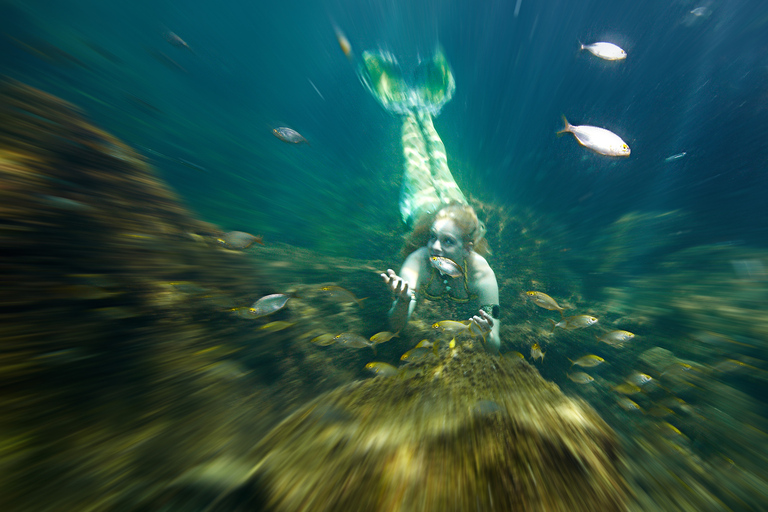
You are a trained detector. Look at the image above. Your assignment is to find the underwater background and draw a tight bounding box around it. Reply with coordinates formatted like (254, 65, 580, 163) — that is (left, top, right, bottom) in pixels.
(2, 0, 768, 510)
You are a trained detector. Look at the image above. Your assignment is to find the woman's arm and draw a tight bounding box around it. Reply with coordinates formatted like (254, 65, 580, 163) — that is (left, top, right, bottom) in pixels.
(381, 249, 423, 332)
(471, 260, 501, 352)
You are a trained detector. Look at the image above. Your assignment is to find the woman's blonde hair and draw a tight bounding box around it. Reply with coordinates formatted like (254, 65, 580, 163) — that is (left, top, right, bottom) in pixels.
(401, 202, 490, 258)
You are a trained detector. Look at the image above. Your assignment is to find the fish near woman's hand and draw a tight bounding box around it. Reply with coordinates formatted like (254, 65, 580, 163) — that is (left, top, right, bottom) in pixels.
(381, 269, 412, 302)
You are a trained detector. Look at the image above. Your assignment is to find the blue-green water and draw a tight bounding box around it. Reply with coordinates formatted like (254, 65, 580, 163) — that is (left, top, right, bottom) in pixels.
(3, 0, 768, 510)
(5, 0, 766, 251)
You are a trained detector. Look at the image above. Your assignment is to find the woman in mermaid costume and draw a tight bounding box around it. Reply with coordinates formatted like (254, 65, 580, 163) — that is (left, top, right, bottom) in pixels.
(359, 50, 501, 352)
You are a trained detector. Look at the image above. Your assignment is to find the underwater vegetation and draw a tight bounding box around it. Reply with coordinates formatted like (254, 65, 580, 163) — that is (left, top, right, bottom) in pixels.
(1, 80, 767, 511)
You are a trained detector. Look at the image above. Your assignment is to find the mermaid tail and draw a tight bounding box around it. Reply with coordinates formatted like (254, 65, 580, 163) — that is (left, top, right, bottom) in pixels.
(358, 49, 455, 116)
(359, 49, 465, 224)
(400, 111, 466, 224)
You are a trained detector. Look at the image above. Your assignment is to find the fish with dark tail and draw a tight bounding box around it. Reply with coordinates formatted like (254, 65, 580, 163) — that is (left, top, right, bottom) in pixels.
(273, 127, 309, 145)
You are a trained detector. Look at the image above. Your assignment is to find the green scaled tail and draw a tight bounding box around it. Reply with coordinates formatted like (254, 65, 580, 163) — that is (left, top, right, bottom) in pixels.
(358, 48, 455, 116)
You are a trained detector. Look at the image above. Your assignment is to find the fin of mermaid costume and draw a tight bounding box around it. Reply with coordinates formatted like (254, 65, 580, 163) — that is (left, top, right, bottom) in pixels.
(359, 49, 466, 225)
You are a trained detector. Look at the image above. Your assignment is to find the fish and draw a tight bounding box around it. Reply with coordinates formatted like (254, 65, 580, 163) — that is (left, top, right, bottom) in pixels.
(530, 343, 545, 362)
(616, 397, 642, 412)
(550, 314, 598, 332)
(415, 339, 440, 356)
(310, 333, 337, 346)
(432, 320, 471, 336)
(430, 256, 463, 277)
(690, 6, 711, 17)
(319, 285, 365, 307)
(364, 362, 399, 377)
(613, 382, 642, 394)
(647, 406, 674, 418)
(217, 231, 263, 250)
(525, 291, 567, 317)
(273, 127, 309, 145)
(626, 372, 653, 386)
(558, 116, 630, 157)
(334, 333, 375, 352)
(401, 346, 434, 361)
(308, 79, 325, 100)
(249, 293, 291, 317)
(165, 31, 193, 52)
(568, 372, 595, 384)
(334, 26, 352, 59)
(503, 351, 525, 360)
(580, 42, 627, 61)
(569, 354, 605, 368)
(596, 330, 635, 346)
(370, 331, 399, 344)
(664, 152, 687, 163)
(259, 321, 295, 332)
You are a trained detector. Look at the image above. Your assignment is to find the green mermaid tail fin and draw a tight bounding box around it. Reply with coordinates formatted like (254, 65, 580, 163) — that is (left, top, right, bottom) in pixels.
(411, 48, 455, 115)
(358, 49, 455, 116)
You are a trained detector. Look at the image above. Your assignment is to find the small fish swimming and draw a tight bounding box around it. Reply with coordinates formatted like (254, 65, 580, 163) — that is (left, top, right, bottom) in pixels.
(626, 372, 653, 386)
(364, 362, 398, 377)
(165, 31, 193, 52)
(370, 331, 399, 344)
(530, 343, 545, 362)
(596, 330, 635, 346)
(525, 291, 567, 317)
(334, 25, 352, 59)
(273, 127, 309, 145)
(568, 372, 595, 384)
(249, 293, 291, 317)
(503, 351, 525, 360)
(259, 320, 294, 332)
(558, 116, 630, 157)
(690, 6, 711, 17)
(414, 339, 440, 356)
(550, 314, 599, 332)
(580, 42, 627, 61)
(430, 256, 463, 277)
(613, 382, 642, 394)
(664, 152, 687, 163)
(320, 285, 365, 307)
(310, 333, 336, 346)
(617, 397, 642, 412)
(432, 320, 471, 336)
(334, 333, 375, 352)
(569, 354, 605, 368)
(401, 346, 434, 361)
(217, 231, 263, 250)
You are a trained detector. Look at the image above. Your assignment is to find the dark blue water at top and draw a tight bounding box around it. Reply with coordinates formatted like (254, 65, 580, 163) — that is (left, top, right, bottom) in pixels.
(2, 0, 767, 251)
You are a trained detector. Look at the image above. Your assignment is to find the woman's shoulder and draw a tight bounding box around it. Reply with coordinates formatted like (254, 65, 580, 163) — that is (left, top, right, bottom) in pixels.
(468, 252, 496, 285)
(406, 246, 430, 262)
(402, 247, 431, 273)
(469, 251, 493, 274)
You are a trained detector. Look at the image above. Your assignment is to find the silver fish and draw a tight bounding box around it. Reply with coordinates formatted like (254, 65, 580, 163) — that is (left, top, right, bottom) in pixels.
(558, 116, 630, 157)
(273, 127, 309, 145)
(580, 42, 626, 61)
(568, 372, 595, 384)
(249, 293, 290, 317)
(550, 314, 598, 332)
(430, 256, 463, 277)
(334, 333, 375, 351)
(217, 231, 263, 250)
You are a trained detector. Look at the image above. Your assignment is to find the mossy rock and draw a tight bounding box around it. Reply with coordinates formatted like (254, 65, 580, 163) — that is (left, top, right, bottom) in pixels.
(215, 343, 630, 511)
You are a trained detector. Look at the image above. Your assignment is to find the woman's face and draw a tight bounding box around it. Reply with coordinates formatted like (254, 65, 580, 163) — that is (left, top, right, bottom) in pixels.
(428, 218, 469, 262)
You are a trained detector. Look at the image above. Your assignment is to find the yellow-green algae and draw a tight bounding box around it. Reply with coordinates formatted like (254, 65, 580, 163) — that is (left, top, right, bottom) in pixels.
(218, 342, 630, 512)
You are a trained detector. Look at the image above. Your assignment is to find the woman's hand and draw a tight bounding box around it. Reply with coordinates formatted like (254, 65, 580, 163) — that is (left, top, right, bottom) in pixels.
(470, 309, 494, 336)
(381, 269, 412, 302)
